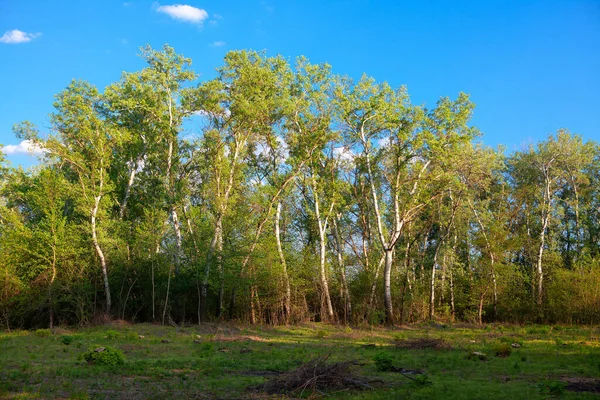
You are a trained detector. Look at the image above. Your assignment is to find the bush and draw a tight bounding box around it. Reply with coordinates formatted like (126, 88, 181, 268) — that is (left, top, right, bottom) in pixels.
(61, 335, 74, 345)
(199, 342, 214, 352)
(373, 352, 394, 372)
(315, 330, 329, 339)
(83, 346, 125, 366)
(34, 329, 51, 337)
(104, 329, 121, 340)
(493, 343, 512, 358)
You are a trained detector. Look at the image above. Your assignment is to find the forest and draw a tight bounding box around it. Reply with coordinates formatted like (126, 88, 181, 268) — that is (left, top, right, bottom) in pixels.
(1, 44, 599, 330)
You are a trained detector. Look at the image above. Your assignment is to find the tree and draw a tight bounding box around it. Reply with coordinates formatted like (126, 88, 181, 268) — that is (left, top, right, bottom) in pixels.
(18, 82, 119, 313)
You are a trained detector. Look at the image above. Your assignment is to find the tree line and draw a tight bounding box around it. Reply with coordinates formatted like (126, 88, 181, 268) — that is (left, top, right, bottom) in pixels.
(1, 45, 599, 329)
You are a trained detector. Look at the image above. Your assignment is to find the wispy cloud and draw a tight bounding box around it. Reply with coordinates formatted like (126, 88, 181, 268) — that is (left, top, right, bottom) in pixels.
(210, 41, 226, 47)
(377, 137, 391, 148)
(0, 30, 41, 44)
(260, 1, 274, 13)
(1, 140, 46, 156)
(209, 13, 223, 25)
(333, 146, 355, 162)
(156, 4, 209, 24)
(123, 2, 133, 6)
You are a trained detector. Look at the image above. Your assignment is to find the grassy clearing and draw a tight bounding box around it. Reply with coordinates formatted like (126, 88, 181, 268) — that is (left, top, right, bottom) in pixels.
(1, 322, 599, 399)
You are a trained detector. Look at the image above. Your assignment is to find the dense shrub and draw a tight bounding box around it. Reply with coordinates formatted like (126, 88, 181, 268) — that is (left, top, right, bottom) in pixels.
(373, 352, 394, 372)
(61, 335, 74, 345)
(83, 346, 125, 366)
(34, 329, 51, 337)
(493, 343, 512, 358)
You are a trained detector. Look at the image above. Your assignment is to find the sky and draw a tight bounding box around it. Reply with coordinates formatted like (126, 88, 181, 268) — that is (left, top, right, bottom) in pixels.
(1, 0, 599, 167)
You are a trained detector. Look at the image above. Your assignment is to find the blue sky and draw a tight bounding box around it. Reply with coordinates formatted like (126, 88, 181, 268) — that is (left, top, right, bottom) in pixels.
(1, 0, 599, 167)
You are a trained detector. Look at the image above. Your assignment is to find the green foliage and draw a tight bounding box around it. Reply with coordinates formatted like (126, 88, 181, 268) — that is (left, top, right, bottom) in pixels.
(493, 343, 512, 358)
(373, 351, 394, 372)
(315, 329, 329, 339)
(34, 329, 51, 337)
(82, 346, 125, 366)
(104, 330, 121, 340)
(198, 342, 214, 353)
(0, 43, 599, 329)
(539, 381, 566, 397)
(61, 335, 74, 345)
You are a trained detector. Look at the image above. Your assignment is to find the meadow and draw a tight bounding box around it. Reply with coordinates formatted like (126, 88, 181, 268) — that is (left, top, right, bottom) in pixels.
(1, 322, 599, 399)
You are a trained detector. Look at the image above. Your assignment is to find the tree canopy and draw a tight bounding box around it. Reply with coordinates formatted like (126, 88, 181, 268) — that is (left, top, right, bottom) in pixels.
(1, 45, 599, 329)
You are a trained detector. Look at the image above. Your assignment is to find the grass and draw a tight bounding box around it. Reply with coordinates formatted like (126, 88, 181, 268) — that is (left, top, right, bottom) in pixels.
(0, 322, 599, 399)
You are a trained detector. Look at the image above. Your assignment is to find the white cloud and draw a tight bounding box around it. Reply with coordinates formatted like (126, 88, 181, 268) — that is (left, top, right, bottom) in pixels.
(376, 137, 391, 148)
(210, 41, 226, 47)
(0, 30, 41, 44)
(1, 140, 46, 156)
(333, 146, 355, 162)
(156, 4, 208, 24)
(123, 2, 133, 6)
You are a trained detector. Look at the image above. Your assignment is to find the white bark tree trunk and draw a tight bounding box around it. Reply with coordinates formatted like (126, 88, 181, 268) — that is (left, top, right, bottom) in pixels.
(275, 201, 292, 321)
(91, 187, 111, 312)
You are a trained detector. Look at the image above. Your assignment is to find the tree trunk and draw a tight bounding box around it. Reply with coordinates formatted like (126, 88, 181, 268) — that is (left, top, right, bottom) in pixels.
(332, 216, 351, 324)
(151, 245, 156, 322)
(429, 243, 441, 320)
(318, 232, 334, 321)
(384, 249, 394, 325)
(49, 244, 57, 329)
(369, 255, 385, 308)
(162, 267, 172, 325)
(449, 270, 455, 321)
(119, 142, 146, 219)
(536, 178, 551, 315)
(312, 172, 334, 322)
(172, 207, 182, 275)
(275, 202, 292, 322)
(216, 222, 224, 318)
(91, 191, 111, 313)
(202, 215, 223, 321)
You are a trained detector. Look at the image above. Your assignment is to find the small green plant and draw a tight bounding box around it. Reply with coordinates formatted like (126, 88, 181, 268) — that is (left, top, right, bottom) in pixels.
(541, 381, 565, 397)
(124, 331, 139, 340)
(83, 346, 125, 366)
(315, 329, 329, 339)
(373, 352, 394, 372)
(34, 329, 51, 337)
(199, 342, 214, 352)
(512, 361, 521, 372)
(104, 329, 120, 340)
(410, 374, 432, 388)
(61, 335, 74, 345)
(493, 343, 512, 358)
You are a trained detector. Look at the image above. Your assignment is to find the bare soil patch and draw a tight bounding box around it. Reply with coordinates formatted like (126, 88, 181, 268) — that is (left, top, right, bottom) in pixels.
(562, 377, 600, 393)
(395, 337, 450, 350)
